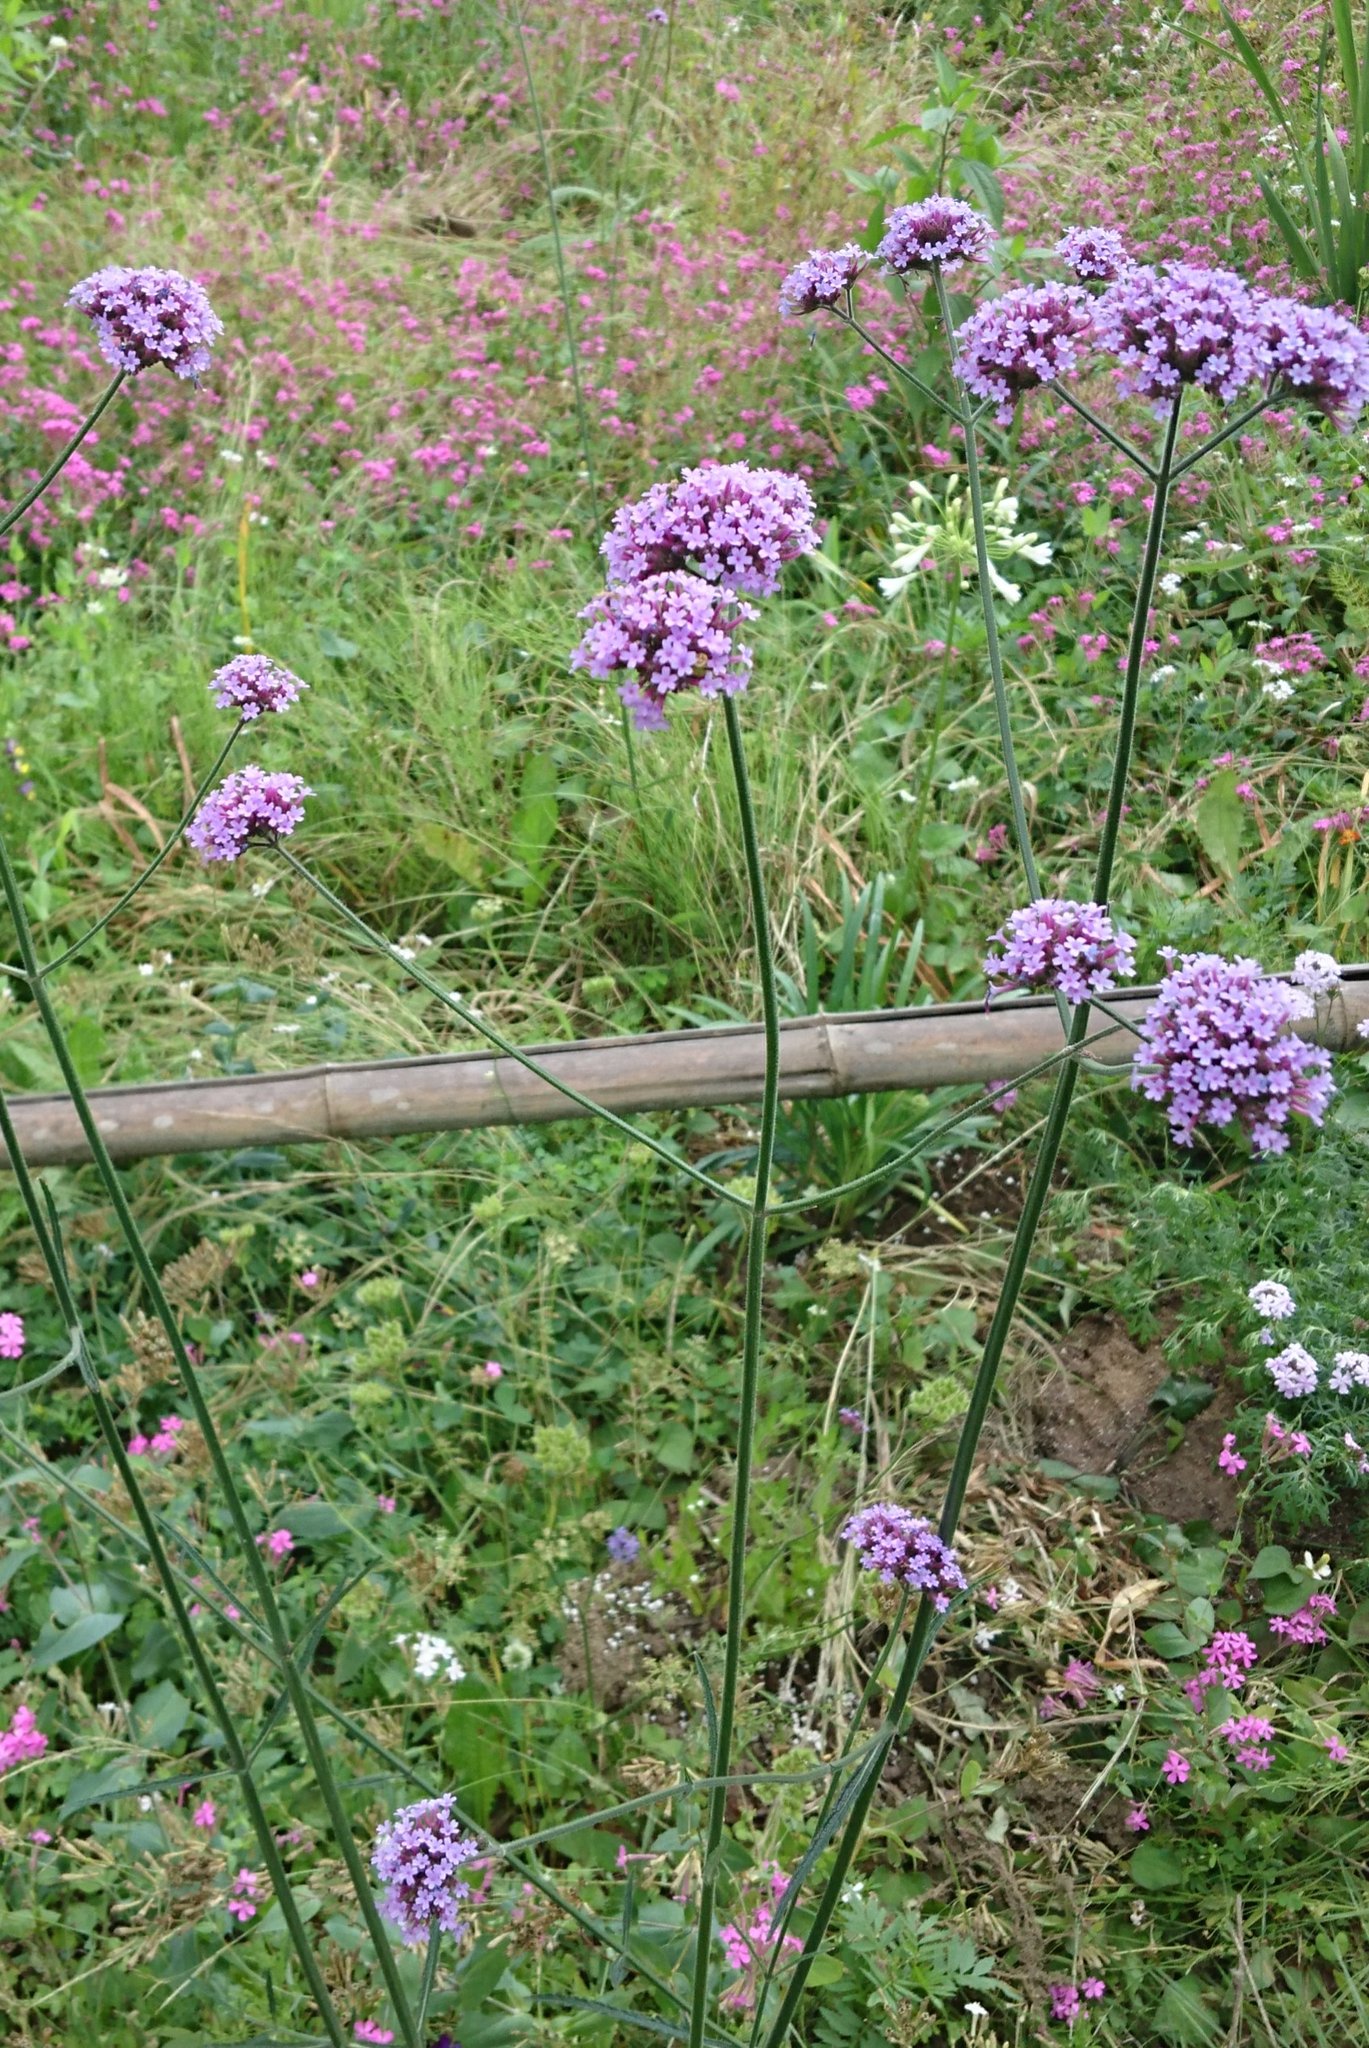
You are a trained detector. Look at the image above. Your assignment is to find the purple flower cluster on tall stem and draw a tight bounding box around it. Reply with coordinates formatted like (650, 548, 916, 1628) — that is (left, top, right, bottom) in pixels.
(955, 283, 1094, 422)
(1133, 950, 1335, 1153)
(209, 653, 309, 720)
(984, 898, 1136, 1005)
(1055, 224, 1132, 282)
(573, 460, 817, 728)
(187, 765, 312, 862)
(779, 244, 866, 316)
(841, 1502, 966, 1611)
(68, 266, 223, 381)
(370, 1795, 482, 1946)
(876, 198, 993, 275)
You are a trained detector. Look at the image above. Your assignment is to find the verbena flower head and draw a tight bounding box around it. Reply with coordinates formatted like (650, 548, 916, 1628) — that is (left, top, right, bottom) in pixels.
(984, 897, 1136, 1005)
(955, 282, 1093, 422)
(1055, 224, 1131, 282)
(841, 1502, 966, 1611)
(571, 571, 756, 731)
(1266, 1342, 1319, 1398)
(1093, 264, 1268, 405)
(188, 765, 312, 862)
(1330, 1349, 1369, 1393)
(606, 1526, 640, 1562)
(1132, 950, 1335, 1153)
(67, 266, 223, 381)
(876, 197, 993, 274)
(371, 1794, 482, 1946)
(1248, 1280, 1295, 1321)
(778, 243, 865, 316)
(600, 461, 819, 596)
(209, 653, 308, 721)
(1259, 297, 1369, 426)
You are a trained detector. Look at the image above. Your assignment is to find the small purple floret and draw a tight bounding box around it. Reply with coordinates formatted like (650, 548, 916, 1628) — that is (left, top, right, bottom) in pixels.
(1259, 296, 1369, 427)
(67, 265, 223, 381)
(370, 1794, 481, 1947)
(778, 243, 866, 317)
(841, 1502, 966, 1611)
(187, 765, 312, 862)
(1133, 949, 1335, 1153)
(875, 198, 993, 275)
(1093, 263, 1268, 405)
(209, 653, 308, 721)
(984, 898, 1136, 1006)
(1055, 225, 1131, 283)
(607, 1526, 640, 1562)
(571, 570, 756, 731)
(955, 283, 1094, 422)
(600, 461, 819, 597)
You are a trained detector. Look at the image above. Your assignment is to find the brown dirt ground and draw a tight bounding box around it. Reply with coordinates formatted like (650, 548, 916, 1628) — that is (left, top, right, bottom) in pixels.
(1028, 1312, 1243, 1530)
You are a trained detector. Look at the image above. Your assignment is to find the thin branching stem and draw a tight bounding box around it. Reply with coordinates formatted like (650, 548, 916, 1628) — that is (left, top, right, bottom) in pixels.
(0, 372, 126, 541)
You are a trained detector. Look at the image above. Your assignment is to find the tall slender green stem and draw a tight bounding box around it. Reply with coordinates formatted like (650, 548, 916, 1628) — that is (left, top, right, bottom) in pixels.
(837, 313, 963, 422)
(685, 697, 783, 2048)
(0, 828, 422, 2048)
(509, 0, 600, 509)
(1171, 392, 1273, 480)
(1094, 397, 1182, 902)
(930, 266, 1044, 908)
(0, 372, 126, 541)
(908, 570, 961, 863)
(1054, 385, 1157, 476)
(760, 386, 1186, 2048)
(0, 1094, 348, 2047)
(41, 724, 243, 978)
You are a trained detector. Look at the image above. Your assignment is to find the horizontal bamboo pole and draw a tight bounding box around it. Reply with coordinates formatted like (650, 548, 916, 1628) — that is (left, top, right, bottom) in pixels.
(2, 971, 1365, 1169)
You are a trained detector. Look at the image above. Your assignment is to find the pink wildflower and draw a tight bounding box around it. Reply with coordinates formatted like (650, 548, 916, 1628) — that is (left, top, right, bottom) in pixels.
(1217, 1433, 1246, 1477)
(1161, 1749, 1190, 1785)
(0, 1313, 24, 1360)
(0, 1703, 47, 1771)
(193, 1799, 216, 1830)
(1125, 1805, 1149, 1832)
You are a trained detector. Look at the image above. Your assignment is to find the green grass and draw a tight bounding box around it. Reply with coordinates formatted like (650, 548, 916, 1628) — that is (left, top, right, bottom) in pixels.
(1, 0, 1369, 2042)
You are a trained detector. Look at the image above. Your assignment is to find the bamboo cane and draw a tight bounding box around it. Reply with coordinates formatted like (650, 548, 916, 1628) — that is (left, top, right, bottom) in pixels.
(2, 974, 1364, 1169)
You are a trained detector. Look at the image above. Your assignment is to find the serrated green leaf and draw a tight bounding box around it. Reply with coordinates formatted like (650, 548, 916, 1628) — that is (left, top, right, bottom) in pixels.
(1194, 769, 1245, 878)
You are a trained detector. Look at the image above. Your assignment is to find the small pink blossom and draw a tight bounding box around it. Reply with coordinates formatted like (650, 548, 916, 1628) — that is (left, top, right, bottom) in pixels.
(256, 1528, 294, 1560)
(193, 1799, 216, 1830)
(483, 1360, 503, 1380)
(1325, 1734, 1350, 1762)
(715, 78, 741, 101)
(0, 1313, 24, 1360)
(1161, 1749, 1190, 1785)
(1217, 1432, 1247, 1477)
(299, 1268, 320, 1289)
(354, 2024, 395, 2045)
(375, 1494, 396, 1514)
(1125, 1805, 1149, 1832)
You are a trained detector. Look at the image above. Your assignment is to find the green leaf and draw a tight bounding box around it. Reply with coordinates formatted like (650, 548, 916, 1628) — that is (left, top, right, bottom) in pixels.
(130, 1680, 190, 1752)
(507, 751, 560, 908)
(281, 1501, 351, 1542)
(1154, 1977, 1220, 2043)
(58, 1760, 143, 1819)
(1143, 1621, 1198, 1661)
(64, 1014, 105, 1086)
(1152, 1376, 1215, 1422)
(31, 1609, 124, 1669)
(655, 1423, 695, 1473)
(805, 1955, 847, 1986)
(316, 628, 358, 661)
(1130, 1839, 1185, 1890)
(440, 1685, 510, 1830)
(416, 820, 486, 885)
(1250, 1544, 1294, 1579)
(1194, 769, 1245, 878)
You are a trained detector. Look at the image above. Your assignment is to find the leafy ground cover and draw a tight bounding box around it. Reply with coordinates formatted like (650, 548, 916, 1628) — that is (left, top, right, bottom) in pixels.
(1, 0, 1369, 2043)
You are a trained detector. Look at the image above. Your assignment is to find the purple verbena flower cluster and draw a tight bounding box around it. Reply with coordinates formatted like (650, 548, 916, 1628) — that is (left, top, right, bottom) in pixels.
(370, 1794, 482, 1946)
(600, 461, 819, 597)
(570, 572, 756, 732)
(984, 897, 1137, 1005)
(1259, 297, 1369, 425)
(841, 1502, 966, 1611)
(1248, 1280, 1296, 1321)
(67, 266, 223, 381)
(778, 243, 865, 316)
(209, 653, 309, 721)
(1091, 262, 1270, 406)
(955, 283, 1093, 422)
(1132, 950, 1335, 1153)
(875, 197, 993, 275)
(1055, 224, 1131, 282)
(187, 765, 312, 862)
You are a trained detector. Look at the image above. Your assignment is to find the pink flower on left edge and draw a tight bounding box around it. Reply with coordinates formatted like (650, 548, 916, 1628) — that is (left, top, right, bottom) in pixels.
(0, 1313, 24, 1360)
